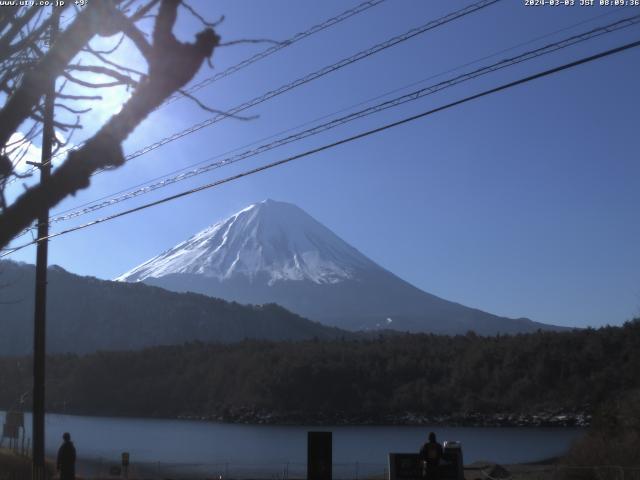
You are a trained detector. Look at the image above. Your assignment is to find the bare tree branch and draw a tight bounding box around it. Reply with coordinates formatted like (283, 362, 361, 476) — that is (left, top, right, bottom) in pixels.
(66, 64, 139, 87)
(0, 10, 61, 63)
(178, 88, 257, 120)
(29, 112, 82, 132)
(0, 1, 123, 148)
(180, 1, 224, 28)
(83, 33, 125, 55)
(54, 103, 92, 115)
(0, 6, 21, 34)
(83, 45, 146, 76)
(56, 93, 103, 101)
(0, 0, 220, 249)
(218, 38, 280, 47)
(62, 70, 133, 89)
(52, 118, 80, 154)
(114, 11, 152, 60)
(0, 7, 40, 62)
(120, 0, 139, 14)
(130, 0, 162, 23)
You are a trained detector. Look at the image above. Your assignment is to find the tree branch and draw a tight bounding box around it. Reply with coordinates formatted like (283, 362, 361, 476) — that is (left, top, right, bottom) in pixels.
(130, 0, 162, 23)
(0, 7, 40, 62)
(62, 70, 133, 89)
(218, 38, 280, 47)
(0, 1, 122, 148)
(0, 0, 220, 249)
(29, 112, 82, 132)
(114, 11, 152, 60)
(56, 93, 103, 101)
(0, 6, 21, 34)
(178, 88, 256, 120)
(180, 1, 224, 28)
(54, 103, 92, 115)
(65, 65, 139, 87)
(83, 33, 125, 55)
(1, 10, 60, 63)
(83, 45, 146, 76)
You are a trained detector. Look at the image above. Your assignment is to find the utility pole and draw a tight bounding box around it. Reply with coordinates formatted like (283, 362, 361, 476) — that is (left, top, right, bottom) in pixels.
(29, 8, 58, 480)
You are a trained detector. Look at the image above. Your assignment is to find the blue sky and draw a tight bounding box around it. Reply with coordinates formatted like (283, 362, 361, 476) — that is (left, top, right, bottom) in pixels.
(5, 0, 640, 328)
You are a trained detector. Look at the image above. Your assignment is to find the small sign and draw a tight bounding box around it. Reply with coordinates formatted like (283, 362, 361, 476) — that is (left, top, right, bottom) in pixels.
(121, 452, 129, 467)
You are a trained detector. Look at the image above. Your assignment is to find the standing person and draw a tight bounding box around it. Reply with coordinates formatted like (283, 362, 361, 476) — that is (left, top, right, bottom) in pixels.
(57, 432, 76, 480)
(419, 432, 443, 480)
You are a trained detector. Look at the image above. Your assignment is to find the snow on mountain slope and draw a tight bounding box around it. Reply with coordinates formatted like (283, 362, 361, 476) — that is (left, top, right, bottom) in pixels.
(117, 199, 378, 285)
(117, 199, 565, 335)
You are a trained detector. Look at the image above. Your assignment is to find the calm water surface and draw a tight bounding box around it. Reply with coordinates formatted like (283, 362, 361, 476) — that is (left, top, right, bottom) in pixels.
(8, 412, 584, 476)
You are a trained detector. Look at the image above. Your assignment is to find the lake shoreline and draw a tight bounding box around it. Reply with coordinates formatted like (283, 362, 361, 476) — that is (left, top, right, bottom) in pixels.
(4, 408, 591, 428)
(0, 449, 566, 480)
(175, 410, 591, 428)
(9, 411, 583, 472)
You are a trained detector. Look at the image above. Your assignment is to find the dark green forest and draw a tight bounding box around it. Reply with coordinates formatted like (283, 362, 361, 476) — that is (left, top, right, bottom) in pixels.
(1, 319, 638, 424)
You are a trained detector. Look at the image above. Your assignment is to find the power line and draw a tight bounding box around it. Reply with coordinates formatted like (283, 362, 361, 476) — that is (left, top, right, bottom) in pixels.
(4, 37, 639, 257)
(29, 14, 640, 229)
(164, 0, 388, 105)
(42, 7, 631, 222)
(118, 0, 501, 163)
(9, 0, 387, 181)
(20, 0, 499, 178)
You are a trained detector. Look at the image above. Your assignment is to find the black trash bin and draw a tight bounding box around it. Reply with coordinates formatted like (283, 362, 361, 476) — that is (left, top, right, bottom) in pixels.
(441, 441, 464, 480)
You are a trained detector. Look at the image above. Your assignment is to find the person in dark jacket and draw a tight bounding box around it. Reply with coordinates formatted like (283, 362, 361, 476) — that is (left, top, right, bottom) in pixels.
(57, 432, 76, 480)
(419, 432, 443, 480)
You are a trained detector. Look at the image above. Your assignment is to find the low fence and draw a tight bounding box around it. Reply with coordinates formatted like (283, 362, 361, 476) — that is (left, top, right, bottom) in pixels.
(475, 465, 640, 480)
(70, 462, 640, 480)
(76, 459, 388, 479)
(4, 452, 640, 480)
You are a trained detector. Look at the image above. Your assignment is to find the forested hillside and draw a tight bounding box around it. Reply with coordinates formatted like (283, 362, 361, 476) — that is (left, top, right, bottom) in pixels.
(0, 260, 350, 354)
(1, 320, 637, 425)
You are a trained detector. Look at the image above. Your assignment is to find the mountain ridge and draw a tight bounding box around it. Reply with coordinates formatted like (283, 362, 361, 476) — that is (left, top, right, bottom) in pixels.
(118, 199, 565, 335)
(0, 259, 352, 355)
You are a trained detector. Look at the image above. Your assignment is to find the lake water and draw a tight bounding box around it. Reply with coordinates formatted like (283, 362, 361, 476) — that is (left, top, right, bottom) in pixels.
(5, 412, 584, 478)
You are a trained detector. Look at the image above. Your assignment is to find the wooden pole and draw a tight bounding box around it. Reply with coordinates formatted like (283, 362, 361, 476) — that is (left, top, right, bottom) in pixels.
(31, 8, 58, 480)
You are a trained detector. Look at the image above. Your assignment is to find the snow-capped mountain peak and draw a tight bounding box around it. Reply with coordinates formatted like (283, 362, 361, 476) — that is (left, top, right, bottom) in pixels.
(116, 199, 376, 285)
(115, 200, 559, 335)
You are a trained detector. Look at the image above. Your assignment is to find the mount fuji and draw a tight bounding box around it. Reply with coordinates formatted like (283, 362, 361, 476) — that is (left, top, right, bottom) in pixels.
(117, 200, 562, 335)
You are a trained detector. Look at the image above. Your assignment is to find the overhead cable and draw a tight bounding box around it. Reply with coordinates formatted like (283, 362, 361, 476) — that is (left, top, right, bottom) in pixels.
(23, 0, 500, 176)
(7, 0, 388, 181)
(4, 36, 639, 257)
(35, 14, 640, 227)
(164, 0, 389, 105)
(42, 6, 633, 224)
